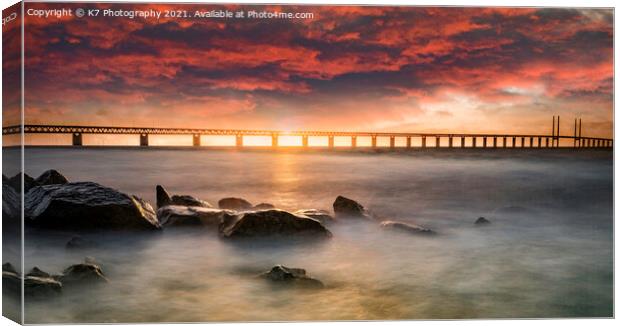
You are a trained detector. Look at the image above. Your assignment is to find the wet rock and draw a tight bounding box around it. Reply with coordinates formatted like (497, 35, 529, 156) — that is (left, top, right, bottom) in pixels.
(157, 205, 237, 227)
(380, 221, 436, 235)
(260, 265, 324, 288)
(2, 269, 21, 295)
(34, 169, 68, 186)
(475, 217, 491, 225)
(59, 262, 108, 286)
(3, 262, 17, 274)
(25, 182, 160, 230)
(66, 236, 98, 250)
(254, 203, 275, 210)
(8, 172, 37, 192)
(26, 267, 51, 278)
(219, 209, 332, 239)
(156, 185, 212, 208)
(333, 196, 371, 219)
(295, 209, 336, 224)
(24, 276, 62, 297)
(219, 197, 253, 210)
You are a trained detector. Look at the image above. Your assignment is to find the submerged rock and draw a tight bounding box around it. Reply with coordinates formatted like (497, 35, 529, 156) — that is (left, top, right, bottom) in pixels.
(219, 209, 332, 239)
(254, 203, 275, 210)
(3, 262, 17, 274)
(66, 236, 98, 250)
(156, 185, 212, 208)
(380, 221, 436, 235)
(59, 262, 108, 286)
(24, 276, 62, 297)
(260, 265, 324, 288)
(475, 217, 491, 225)
(157, 205, 237, 227)
(26, 267, 51, 278)
(218, 197, 253, 210)
(25, 182, 160, 230)
(295, 209, 336, 224)
(333, 196, 371, 219)
(34, 169, 68, 186)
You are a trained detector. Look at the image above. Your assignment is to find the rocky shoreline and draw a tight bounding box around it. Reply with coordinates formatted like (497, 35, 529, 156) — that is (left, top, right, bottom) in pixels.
(3, 169, 491, 298)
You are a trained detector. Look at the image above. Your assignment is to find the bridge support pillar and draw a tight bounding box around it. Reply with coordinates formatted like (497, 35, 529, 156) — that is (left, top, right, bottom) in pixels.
(521, 137, 525, 148)
(546, 138, 549, 147)
(529, 137, 533, 147)
(472, 137, 476, 148)
(236, 135, 244, 148)
(372, 136, 377, 148)
(502, 137, 506, 148)
(460, 137, 465, 148)
(421, 136, 426, 148)
(328, 136, 335, 149)
(493, 137, 497, 148)
(483, 137, 487, 148)
(389, 136, 395, 149)
(406, 137, 411, 148)
(512, 137, 516, 148)
(193, 134, 201, 147)
(271, 134, 278, 147)
(436, 137, 440, 148)
(449, 137, 453, 148)
(140, 134, 149, 147)
(351, 136, 356, 148)
(537, 137, 541, 148)
(72, 133, 82, 146)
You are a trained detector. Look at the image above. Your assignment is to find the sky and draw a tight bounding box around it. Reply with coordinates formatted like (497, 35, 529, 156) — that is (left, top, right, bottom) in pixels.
(17, 3, 614, 138)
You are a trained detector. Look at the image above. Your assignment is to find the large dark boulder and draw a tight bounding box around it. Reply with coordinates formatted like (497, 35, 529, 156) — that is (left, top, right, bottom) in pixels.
(25, 182, 160, 230)
(219, 209, 332, 239)
(156, 185, 212, 208)
(295, 209, 336, 224)
(333, 196, 371, 219)
(380, 221, 436, 235)
(8, 172, 37, 192)
(157, 205, 237, 227)
(2, 182, 20, 219)
(34, 169, 68, 186)
(218, 197, 253, 210)
(59, 262, 108, 286)
(260, 265, 324, 288)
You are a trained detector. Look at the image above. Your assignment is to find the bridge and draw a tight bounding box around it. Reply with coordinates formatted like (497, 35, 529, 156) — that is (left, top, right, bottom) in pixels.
(2, 117, 613, 149)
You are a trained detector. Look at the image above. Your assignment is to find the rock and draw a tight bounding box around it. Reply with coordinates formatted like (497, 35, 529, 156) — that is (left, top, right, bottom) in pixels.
(156, 185, 172, 207)
(260, 265, 324, 288)
(2, 182, 20, 219)
(475, 217, 491, 225)
(3, 262, 17, 274)
(59, 262, 108, 286)
(218, 197, 253, 210)
(8, 172, 37, 192)
(254, 203, 275, 210)
(2, 269, 21, 295)
(34, 169, 68, 186)
(25, 182, 160, 230)
(157, 205, 237, 227)
(333, 196, 371, 218)
(219, 209, 332, 239)
(295, 209, 336, 224)
(380, 221, 436, 235)
(66, 236, 98, 250)
(26, 267, 51, 278)
(156, 185, 212, 208)
(24, 276, 62, 297)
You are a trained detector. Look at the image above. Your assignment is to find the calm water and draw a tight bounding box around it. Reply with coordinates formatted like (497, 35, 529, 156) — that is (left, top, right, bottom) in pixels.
(7, 148, 614, 322)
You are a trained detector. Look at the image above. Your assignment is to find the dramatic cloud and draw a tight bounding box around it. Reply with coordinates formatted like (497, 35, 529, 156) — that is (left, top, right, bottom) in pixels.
(21, 3, 613, 137)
